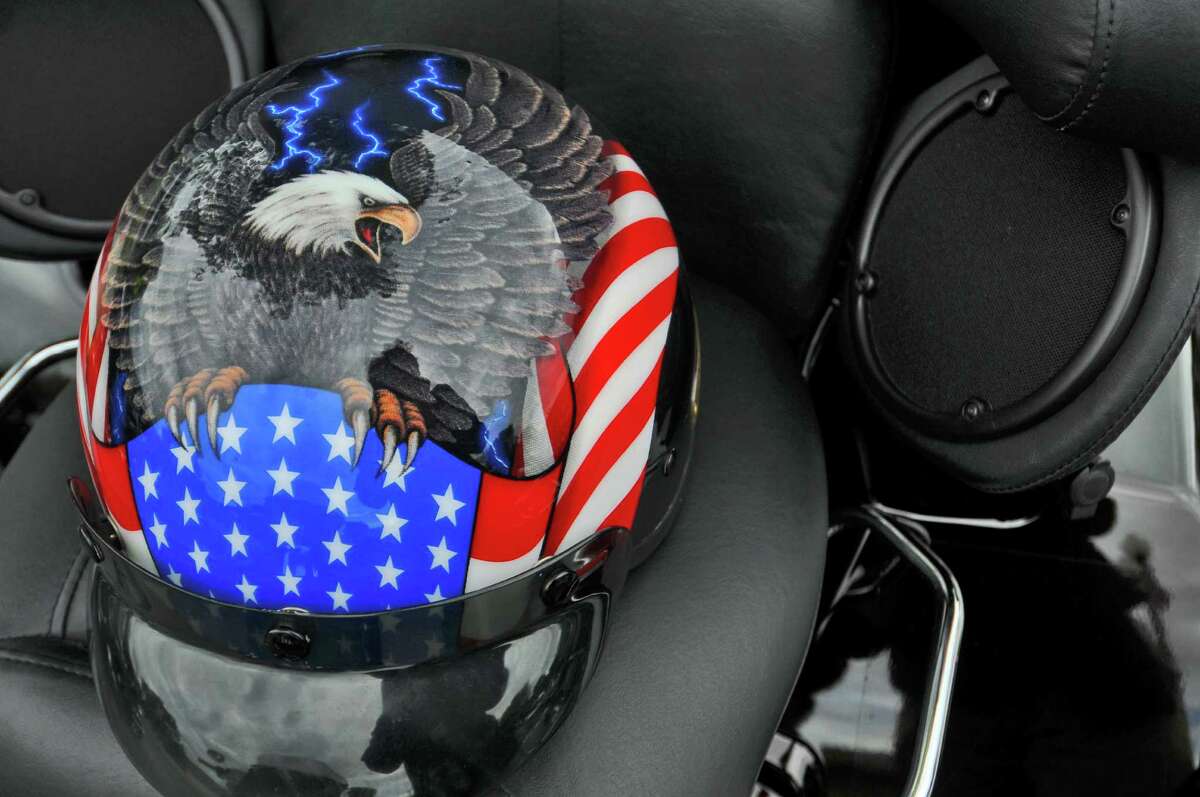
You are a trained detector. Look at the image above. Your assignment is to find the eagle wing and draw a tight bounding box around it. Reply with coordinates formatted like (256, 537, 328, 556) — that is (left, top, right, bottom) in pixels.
(373, 56, 613, 453)
(101, 68, 294, 424)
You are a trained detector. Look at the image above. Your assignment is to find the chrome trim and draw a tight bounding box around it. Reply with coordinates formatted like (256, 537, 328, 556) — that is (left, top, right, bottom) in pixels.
(837, 506, 965, 797)
(0, 339, 78, 417)
(871, 500, 1040, 530)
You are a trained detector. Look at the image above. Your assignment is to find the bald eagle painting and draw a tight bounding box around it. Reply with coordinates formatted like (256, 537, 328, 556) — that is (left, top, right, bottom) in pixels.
(100, 49, 613, 478)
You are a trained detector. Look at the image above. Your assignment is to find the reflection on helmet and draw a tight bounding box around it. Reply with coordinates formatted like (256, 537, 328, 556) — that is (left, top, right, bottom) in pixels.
(75, 43, 695, 796)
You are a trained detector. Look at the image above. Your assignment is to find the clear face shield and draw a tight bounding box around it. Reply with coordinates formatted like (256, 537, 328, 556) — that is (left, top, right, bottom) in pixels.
(73, 478, 631, 796)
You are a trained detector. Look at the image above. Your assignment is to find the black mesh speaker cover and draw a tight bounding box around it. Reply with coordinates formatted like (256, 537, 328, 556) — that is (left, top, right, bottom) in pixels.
(851, 72, 1155, 442)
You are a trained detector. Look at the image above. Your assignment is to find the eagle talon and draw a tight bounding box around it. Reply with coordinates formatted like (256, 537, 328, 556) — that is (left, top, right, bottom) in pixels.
(373, 388, 425, 475)
(163, 367, 247, 453)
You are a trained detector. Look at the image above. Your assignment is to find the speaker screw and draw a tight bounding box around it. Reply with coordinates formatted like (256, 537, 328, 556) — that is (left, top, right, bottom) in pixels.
(961, 397, 987, 422)
(974, 90, 996, 113)
(1111, 202, 1131, 228)
(855, 270, 878, 296)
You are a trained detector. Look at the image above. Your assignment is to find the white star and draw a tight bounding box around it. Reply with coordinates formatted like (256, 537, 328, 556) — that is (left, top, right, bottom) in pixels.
(177, 487, 200, 525)
(380, 455, 413, 490)
(424, 584, 445, 603)
(427, 536, 458, 573)
(277, 564, 302, 596)
(322, 477, 354, 515)
(148, 514, 168, 549)
(431, 484, 466, 525)
(170, 444, 196, 474)
(327, 582, 352, 612)
(224, 522, 249, 557)
(234, 574, 258, 604)
(137, 461, 159, 500)
(216, 467, 247, 506)
(267, 403, 303, 444)
(323, 422, 355, 464)
(322, 529, 352, 565)
(188, 540, 210, 573)
(216, 413, 247, 454)
(271, 512, 299, 548)
(266, 457, 300, 496)
(166, 564, 183, 586)
(375, 504, 408, 542)
(375, 556, 404, 589)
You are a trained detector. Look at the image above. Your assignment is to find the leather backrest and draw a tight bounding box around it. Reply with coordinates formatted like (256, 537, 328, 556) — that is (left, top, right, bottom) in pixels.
(265, 0, 893, 338)
(927, 0, 1200, 162)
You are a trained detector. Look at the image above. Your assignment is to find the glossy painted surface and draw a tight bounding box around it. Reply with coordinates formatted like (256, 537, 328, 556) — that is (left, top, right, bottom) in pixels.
(792, 344, 1200, 796)
(75, 45, 689, 606)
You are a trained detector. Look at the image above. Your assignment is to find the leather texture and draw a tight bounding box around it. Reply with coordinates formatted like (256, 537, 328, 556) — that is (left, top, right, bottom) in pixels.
(927, 0, 1200, 162)
(0, 278, 827, 796)
(264, 0, 893, 339)
(0, 0, 265, 259)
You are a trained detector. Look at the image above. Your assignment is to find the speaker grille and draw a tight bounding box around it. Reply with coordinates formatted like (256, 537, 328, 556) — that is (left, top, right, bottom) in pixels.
(866, 93, 1128, 416)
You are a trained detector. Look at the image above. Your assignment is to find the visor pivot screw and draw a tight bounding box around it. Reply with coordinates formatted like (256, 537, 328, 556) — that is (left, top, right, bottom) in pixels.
(542, 569, 579, 607)
(974, 89, 996, 114)
(960, 397, 987, 422)
(266, 625, 312, 661)
(854, 270, 877, 296)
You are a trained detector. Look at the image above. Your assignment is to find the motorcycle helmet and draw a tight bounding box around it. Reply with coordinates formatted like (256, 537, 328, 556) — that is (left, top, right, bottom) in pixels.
(72, 45, 697, 795)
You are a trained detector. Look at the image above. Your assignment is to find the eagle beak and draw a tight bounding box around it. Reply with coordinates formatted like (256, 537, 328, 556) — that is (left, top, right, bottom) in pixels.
(354, 204, 422, 263)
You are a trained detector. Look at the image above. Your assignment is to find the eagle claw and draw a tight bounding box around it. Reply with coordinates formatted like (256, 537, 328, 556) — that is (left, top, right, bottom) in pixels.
(164, 367, 247, 453)
(374, 388, 425, 475)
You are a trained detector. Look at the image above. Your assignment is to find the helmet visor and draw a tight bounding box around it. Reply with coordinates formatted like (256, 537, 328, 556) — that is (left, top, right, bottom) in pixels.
(79, 489, 629, 796)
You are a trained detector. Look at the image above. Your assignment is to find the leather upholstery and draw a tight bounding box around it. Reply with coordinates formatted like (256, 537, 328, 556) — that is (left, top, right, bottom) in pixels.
(927, 0, 1200, 161)
(0, 278, 827, 796)
(264, 0, 893, 338)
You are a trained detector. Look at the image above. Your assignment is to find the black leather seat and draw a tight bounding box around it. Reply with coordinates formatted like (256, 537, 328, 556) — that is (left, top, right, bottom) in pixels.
(0, 1, 890, 793)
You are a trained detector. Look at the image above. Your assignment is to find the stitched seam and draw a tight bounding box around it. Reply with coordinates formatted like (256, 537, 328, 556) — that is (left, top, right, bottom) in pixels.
(1040, 0, 1103, 125)
(1059, 0, 1117, 133)
(992, 261, 1200, 493)
(0, 650, 92, 680)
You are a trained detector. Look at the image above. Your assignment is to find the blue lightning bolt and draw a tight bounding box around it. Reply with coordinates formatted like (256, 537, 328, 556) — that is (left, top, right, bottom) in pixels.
(479, 399, 513, 474)
(266, 70, 341, 171)
(350, 102, 387, 169)
(406, 57, 461, 122)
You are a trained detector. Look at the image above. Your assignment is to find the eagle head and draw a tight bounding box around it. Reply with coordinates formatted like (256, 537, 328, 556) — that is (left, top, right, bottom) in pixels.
(242, 170, 422, 263)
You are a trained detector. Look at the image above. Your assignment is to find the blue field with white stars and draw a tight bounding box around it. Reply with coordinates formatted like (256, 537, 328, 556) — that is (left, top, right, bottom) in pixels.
(126, 384, 479, 613)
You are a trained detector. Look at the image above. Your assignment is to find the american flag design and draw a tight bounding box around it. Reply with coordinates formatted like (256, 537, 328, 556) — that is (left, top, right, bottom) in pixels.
(78, 140, 679, 611)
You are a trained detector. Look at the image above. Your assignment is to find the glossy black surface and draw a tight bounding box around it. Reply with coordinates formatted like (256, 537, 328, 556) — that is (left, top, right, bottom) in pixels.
(793, 344, 1200, 795)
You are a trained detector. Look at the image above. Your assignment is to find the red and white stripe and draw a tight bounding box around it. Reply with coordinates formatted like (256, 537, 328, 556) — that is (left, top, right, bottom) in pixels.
(77, 229, 156, 572)
(545, 141, 679, 555)
(464, 141, 679, 587)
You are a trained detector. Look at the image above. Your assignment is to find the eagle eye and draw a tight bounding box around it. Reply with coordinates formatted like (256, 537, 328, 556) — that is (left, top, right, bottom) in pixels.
(362, 196, 377, 208)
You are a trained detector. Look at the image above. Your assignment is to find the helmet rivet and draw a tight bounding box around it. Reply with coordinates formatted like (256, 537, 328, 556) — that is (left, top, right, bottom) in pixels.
(1111, 202, 1131, 227)
(541, 569, 578, 607)
(974, 90, 996, 113)
(16, 189, 38, 206)
(266, 625, 311, 660)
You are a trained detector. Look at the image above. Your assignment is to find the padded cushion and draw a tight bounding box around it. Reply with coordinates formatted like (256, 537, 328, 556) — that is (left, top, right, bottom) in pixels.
(928, 0, 1200, 161)
(0, 278, 827, 796)
(264, 0, 892, 338)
